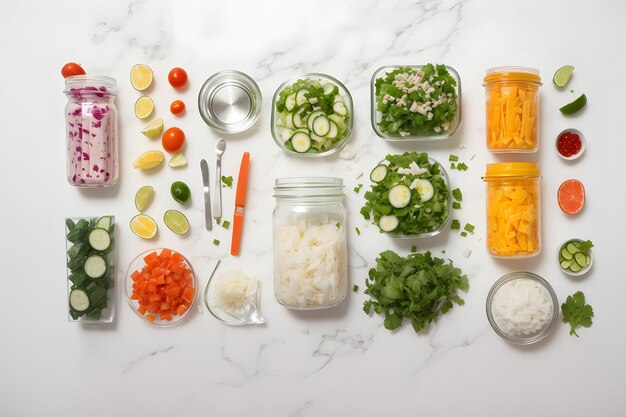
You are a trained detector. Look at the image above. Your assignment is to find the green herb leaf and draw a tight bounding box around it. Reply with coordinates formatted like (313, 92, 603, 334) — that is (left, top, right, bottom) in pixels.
(353, 284, 359, 292)
(577, 240, 594, 255)
(354, 184, 363, 193)
(221, 176, 233, 187)
(355, 227, 361, 236)
(561, 291, 594, 337)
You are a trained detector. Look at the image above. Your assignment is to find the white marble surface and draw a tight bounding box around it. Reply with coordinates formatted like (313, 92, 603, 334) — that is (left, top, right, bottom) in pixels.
(1, 0, 626, 415)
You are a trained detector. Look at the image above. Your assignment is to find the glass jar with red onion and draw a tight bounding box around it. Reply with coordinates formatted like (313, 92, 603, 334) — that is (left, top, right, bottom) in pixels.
(64, 75, 118, 187)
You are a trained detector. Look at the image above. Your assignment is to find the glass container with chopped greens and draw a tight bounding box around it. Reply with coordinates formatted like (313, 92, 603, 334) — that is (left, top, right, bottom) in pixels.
(273, 178, 347, 309)
(483, 163, 542, 258)
(370, 64, 461, 141)
(271, 74, 353, 157)
(483, 67, 542, 152)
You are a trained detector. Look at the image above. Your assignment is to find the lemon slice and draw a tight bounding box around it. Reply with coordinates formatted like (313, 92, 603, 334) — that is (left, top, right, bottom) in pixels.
(130, 64, 153, 91)
(559, 94, 587, 115)
(135, 96, 154, 119)
(141, 118, 163, 139)
(163, 210, 190, 235)
(134, 186, 154, 211)
(133, 150, 164, 169)
(168, 153, 187, 168)
(553, 65, 574, 88)
(130, 214, 158, 239)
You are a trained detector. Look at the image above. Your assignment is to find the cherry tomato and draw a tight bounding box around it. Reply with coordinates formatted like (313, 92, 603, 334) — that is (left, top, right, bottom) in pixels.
(162, 127, 185, 153)
(61, 62, 86, 78)
(168, 67, 188, 89)
(170, 100, 186, 116)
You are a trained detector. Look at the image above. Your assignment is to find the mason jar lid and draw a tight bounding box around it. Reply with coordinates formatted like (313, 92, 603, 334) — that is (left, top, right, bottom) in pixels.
(274, 177, 344, 198)
(64, 75, 117, 95)
(483, 162, 540, 180)
(484, 66, 542, 85)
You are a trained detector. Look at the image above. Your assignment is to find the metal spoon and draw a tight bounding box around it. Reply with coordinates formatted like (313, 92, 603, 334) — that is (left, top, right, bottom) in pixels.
(213, 139, 226, 218)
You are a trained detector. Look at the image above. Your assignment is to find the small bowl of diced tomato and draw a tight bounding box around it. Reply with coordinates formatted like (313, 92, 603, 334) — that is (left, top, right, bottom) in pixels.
(126, 248, 197, 326)
(556, 128, 586, 161)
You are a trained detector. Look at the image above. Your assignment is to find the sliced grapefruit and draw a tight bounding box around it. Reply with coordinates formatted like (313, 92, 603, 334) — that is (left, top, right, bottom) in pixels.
(558, 179, 585, 215)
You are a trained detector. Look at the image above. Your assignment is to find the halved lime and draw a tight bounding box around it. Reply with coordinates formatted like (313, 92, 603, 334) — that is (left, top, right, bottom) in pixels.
(134, 186, 154, 212)
(163, 210, 189, 235)
(135, 96, 154, 119)
(168, 153, 187, 168)
(130, 64, 153, 91)
(141, 118, 163, 139)
(170, 181, 191, 203)
(553, 65, 574, 88)
(560, 94, 587, 115)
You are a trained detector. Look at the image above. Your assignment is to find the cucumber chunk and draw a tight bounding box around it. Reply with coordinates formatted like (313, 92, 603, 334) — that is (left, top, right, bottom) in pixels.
(290, 132, 311, 153)
(323, 83, 336, 95)
(389, 184, 412, 208)
(326, 121, 339, 139)
(561, 247, 573, 260)
(415, 179, 434, 202)
(560, 260, 572, 269)
(84, 255, 107, 279)
(370, 165, 388, 183)
(295, 89, 309, 106)
(333, 102, 347, 116)
(293, 109, 307, 128)
(569, 262, 582, 272)
(379, 215, 399, 232)
(285, 93, 296, 111)
(69, 288, 90, 312)
(88, 228, 111, 251)
(279, 128, 294, 143)
(566, 243, 580, 254)
(574, 252, 588, 267)
(96, 216, 113, 232)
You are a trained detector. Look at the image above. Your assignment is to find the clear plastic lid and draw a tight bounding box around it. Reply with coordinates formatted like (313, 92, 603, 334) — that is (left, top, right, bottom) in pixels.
(64, 75, 117, 94)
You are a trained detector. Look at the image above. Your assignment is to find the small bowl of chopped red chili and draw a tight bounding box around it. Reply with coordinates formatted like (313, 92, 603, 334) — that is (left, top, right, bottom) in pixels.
(556, 128, 585, 160)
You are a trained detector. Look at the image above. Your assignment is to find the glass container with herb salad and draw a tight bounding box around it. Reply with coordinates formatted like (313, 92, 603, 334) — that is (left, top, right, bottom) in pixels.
(271, 74, 353, 157)
(371, 64, 461, 141)
(361, 152, 451, 237)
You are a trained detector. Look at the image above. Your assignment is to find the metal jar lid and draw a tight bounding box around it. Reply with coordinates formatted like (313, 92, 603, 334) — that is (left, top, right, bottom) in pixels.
(198, 70, 262, 134)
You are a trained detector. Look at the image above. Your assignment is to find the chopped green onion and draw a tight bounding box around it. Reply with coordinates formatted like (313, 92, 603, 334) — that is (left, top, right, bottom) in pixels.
(213, 239, 220, 246)
(449, 154, 459, 162)
(215, 218, 221, 225)
(464, 223, 475, 233)
(336, 222, 341, 228)
(221, 176, 233, 187)
(451, 219, 461, 230)
(450, 163, 456, 169)
(411, 245, 417, 253)
(452, 188, 463, 201)
(222, 220, 231, 229)
(460, 231, 467, 237)
(355, 227, 361, 236)
(354, 184, 363, 193)
(353, 284, 359, 292)
(452, 202, 461, 210)
(457, 162, 468, 171)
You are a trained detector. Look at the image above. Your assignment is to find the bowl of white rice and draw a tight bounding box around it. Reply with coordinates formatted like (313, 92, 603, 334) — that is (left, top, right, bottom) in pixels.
(486, 271, 559, 345)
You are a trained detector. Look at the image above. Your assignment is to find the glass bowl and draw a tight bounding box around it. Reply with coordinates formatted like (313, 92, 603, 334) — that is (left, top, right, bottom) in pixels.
(557, 238, 593, 277)
(198, 70, 262, 134)
(125, 248, 197, 327)
(370, 65, 462, 141)
(270, 73, 354, 157)
(486, 271, 559, 345)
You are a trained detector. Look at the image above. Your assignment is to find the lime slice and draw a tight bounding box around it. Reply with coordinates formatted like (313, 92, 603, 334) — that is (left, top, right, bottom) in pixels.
(168, 153, 187, 168)
(163, 210, 189, 235)
(135, 96, 154, 119)
(134, 186, 154, 212)
(553, 65, 574, 88)
(130, 64, 153, 91)
(170, 181, 191, 203)
(559, 94, 587, 115)
(141, 118, 163, 139)
(133, 150, 164, 169)
(130, 214, 157, 239)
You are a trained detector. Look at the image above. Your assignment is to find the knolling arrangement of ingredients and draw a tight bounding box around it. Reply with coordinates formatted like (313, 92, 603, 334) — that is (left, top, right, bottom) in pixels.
(60, 60, 596, 345)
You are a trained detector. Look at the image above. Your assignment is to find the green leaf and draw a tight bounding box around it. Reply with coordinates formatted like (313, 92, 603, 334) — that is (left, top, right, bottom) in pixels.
(561, 291, 594, 337)
(221, 176, 233, 187)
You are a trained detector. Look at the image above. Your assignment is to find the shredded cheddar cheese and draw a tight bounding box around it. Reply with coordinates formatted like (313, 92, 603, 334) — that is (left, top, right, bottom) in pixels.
(486, 83, 539, 151)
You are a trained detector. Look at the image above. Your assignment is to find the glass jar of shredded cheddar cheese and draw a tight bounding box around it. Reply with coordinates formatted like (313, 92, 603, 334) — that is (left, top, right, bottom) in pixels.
(483, 163, 541, 258)
(483, 67, 542, 152)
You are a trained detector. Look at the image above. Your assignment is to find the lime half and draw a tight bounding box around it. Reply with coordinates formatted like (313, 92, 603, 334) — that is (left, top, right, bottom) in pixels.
(168, 153, 187, 168)
(560, 94, 587, 115)
(164, 210, 189, 235)
(553, 65, 574, 88)
(134, 186, 154, 212)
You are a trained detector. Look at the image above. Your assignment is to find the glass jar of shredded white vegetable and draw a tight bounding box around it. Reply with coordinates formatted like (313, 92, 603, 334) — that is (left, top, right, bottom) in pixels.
(273, 177, 348, 309)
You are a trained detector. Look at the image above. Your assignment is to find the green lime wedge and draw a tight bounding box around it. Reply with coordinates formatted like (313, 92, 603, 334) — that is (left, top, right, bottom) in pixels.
(163, 209, 189, 235)
(553, 65, 574, 88)
(168, 153, 187, 168)
(141, 118, 164, 139)
(559, 94, 587, 115)
(134, 186, 154, 212)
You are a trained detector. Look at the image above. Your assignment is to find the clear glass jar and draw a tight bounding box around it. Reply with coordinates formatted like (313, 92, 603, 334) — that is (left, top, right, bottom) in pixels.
(483, 163, 541, 258)
(483, 67, 542, 153)
(64, 75, 118, 187)
(273, 177, 347, 309)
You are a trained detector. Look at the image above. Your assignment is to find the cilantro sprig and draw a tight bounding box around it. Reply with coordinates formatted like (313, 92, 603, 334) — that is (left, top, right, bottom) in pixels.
(561, 291, 594, 337)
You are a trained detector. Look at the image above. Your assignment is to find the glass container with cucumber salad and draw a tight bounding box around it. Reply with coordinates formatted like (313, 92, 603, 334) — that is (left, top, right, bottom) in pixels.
(65, 216, 116, 323)
(271, 73, 353, 156)
(361, 152, 451, 238)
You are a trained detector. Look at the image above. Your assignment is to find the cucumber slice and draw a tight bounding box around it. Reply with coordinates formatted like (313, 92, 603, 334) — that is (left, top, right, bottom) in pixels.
(312, 116, 330, 136)
(310, 132, 326, 143)
(389, 184, 412, 208)
(574, 252, 588, 267)
(279, 128, 294, 143)
(415, 179, 434, 202)
(326, 121, 338, 139)
(333, 95, 345, 103)
(569, 262, 582, 273)
(285, 93, 296, 111)
(285, 112, 295, 129)
(561, 247, 573, 260)
(69, 288, 90, 312)
(586, 255, 591, 264)
(323, 83, 336, 95)
(290, 132, 311, 153)
(88, 228, 111, 251)
(379, 215, 399, 232)
(307, 110, 325, 131)
(333, 102, 347, 116)
(295, 89, 309, 106)
(327, 114, 345, 130)
(96, 216, 113, 232)
(293, 109, 307, 128)
(370, 165, 388, 183)
(84, 255, 107, 279)
(560, 260, 572, 269)
(573, 241, 581, 248)
(566, 243, 580, 254)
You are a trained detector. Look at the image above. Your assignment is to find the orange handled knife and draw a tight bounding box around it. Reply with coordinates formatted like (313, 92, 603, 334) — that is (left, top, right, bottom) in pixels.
(231, 152, 250, 256)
